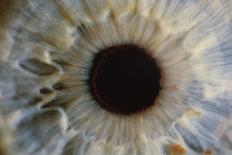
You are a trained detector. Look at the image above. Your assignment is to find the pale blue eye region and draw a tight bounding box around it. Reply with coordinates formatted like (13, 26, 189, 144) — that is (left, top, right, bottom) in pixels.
(0, 0, 232, 155)
(187, 80, 232, 117)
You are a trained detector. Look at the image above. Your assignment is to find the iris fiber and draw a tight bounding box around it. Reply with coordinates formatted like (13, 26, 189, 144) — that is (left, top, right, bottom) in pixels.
(0, 0, 231, 154)
(88, 44, 161, 115)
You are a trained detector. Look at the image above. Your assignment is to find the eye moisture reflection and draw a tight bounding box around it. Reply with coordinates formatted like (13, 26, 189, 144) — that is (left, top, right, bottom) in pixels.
(88, 44, 161, 115)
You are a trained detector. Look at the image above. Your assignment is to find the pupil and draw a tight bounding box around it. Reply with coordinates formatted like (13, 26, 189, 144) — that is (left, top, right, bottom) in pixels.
(88, 44, 161, 115)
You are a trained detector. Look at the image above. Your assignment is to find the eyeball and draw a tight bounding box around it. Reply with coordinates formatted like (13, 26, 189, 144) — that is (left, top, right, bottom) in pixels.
(0, 0, 232, 155)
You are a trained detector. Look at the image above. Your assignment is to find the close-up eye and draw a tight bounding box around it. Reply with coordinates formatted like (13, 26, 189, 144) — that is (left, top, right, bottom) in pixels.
(0, 0, 232, 155)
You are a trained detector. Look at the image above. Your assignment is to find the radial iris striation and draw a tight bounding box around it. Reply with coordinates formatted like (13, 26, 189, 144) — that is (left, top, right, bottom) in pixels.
(0, 0, 232, 155)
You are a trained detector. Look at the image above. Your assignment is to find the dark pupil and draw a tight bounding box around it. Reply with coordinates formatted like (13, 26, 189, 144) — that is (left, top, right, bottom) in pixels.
(88, 44, 161, 115)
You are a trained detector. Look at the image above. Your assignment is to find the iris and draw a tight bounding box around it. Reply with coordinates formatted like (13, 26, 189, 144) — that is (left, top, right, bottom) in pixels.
(0, 0, 231, 155)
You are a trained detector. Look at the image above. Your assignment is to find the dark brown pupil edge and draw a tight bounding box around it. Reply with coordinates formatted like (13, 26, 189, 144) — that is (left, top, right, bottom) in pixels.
(87, 44, 161, 115)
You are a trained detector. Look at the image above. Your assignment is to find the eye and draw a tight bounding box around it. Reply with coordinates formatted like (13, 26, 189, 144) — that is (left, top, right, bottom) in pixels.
(0, 0, 232, 155)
